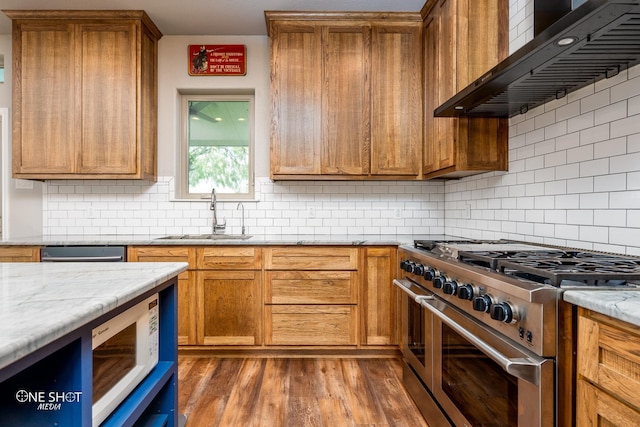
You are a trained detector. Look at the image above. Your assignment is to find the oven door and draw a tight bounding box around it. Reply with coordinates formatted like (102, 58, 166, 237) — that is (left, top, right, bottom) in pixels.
(421, 296, 554, 427)
(394, 279, 432, 385)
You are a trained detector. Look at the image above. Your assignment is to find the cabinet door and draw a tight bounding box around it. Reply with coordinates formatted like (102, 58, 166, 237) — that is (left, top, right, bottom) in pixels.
(127, 247, 196, 345)
(321, 24, 370, 175)
(77, 22, 138, 175)
(577, 309, 640, 411)
(269, 22, 322, 176)
(371, 24, 421, 176)
(433, 0, 458, 171)
(577, 379, 640, 426)
(423, 13, 439, 174)
(197, 270, 262, 346)
(361, 247, 398, 345)
(12, 22, 76, 175)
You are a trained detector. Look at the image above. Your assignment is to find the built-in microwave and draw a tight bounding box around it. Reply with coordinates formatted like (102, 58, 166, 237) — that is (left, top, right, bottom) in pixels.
(91, 293, 160, 426)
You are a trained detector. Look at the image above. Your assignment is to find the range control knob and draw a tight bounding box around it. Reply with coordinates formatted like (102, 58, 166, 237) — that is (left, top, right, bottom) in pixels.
(433, 275, 445, 289)
(458, 284, 474, 300)
(443, 280, 458, 295)
(405, 261, 417, 273)
(491, 302, 515, 323)
(400, 260, 411, 271)
(423, 268, 436, 281)
(473, 295, 492, 313)
(413, 264, 425, 276)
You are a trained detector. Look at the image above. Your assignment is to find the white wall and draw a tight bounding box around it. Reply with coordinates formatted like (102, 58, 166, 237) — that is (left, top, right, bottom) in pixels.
(444, 0, 640, 256)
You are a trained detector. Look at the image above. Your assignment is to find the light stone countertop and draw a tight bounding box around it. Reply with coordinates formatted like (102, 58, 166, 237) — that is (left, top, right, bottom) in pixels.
(563, 290, 640, 328)
(0, 233, 433, 246)
(0, 262, 189, 371)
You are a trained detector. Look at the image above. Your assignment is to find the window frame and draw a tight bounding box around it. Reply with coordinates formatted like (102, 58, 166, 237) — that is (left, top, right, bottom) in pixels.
(177, 93, 255, 201)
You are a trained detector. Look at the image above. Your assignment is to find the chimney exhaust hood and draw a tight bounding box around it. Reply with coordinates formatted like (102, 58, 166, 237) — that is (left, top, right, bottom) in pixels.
(435, 0, 640, 118)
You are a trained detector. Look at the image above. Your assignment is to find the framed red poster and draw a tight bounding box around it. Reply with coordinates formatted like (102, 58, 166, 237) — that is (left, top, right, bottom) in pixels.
(188, 44, 246, 76)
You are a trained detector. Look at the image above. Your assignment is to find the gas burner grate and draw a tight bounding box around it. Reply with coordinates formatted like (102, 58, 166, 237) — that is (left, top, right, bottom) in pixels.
(498, 257, 640, 287)
(458, 250, 569, 270)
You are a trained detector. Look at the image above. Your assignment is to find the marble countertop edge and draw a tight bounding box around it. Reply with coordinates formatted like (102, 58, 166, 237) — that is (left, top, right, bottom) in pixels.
(563, 290, 640, 328)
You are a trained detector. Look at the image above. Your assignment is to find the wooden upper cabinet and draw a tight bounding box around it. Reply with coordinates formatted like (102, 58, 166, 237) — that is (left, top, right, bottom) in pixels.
(267, 12, 423, 180)
(7, 11, 161, 180)
(268, 22, 322, 176)
(422, 0, 509, 179)
(371, 25, 422, 176)
(322, 24, 370, 176)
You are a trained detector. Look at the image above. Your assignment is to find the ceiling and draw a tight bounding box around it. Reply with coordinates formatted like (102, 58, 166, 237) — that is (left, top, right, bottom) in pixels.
(0, 0, 426, 36)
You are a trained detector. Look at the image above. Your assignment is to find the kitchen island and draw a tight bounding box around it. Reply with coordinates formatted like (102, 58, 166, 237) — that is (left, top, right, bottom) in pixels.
(0, 262, 188, 427)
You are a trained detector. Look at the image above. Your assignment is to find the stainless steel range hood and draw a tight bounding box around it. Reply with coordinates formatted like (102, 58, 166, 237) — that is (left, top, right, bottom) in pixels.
(435, 0, 640, 118)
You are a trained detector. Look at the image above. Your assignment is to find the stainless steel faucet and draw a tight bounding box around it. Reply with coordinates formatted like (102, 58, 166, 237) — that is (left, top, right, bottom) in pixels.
(237, 202, 246, 236)
(210, 188, 226, 234)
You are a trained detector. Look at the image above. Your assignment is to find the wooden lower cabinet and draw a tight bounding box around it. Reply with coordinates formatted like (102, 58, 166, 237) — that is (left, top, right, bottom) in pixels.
(130, 245, 399, 351)
(264, 246, 360, 347)
(0, 246, 40, 262)
(576, 307, 640, 426)
(197, 270, 262, 346)
(362, 246, 398, 345)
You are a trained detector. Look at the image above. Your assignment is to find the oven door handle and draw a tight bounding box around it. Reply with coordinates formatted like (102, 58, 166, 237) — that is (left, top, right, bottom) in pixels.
(419, 297, 543, 386)
(393, 279, 430, 302)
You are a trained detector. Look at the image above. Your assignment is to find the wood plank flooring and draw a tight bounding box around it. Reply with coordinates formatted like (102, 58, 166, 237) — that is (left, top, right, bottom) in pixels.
(178, 357, 430, 427)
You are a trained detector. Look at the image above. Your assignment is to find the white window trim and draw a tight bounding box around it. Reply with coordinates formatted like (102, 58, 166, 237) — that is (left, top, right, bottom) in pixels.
(176, 93, 255, 201)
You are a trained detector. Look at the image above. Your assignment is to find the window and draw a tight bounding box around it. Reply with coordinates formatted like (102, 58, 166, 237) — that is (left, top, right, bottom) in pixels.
(178, 94, 254, 200)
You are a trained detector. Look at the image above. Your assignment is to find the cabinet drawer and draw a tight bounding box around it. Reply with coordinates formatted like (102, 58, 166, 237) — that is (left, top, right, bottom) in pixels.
(266, 305, 357, 345)
(197, 247, 262, 270)
(0, 246, 40, 262)
(265, 271, 358, 304)
(127, 246, 195, 275)
(578, 308, 640, 410)
(264, 247, 358, 270)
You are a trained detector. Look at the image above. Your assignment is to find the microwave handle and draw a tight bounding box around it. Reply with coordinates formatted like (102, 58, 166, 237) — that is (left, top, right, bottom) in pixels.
(393, 279, 431, 302)
(420, 296, 544, 386)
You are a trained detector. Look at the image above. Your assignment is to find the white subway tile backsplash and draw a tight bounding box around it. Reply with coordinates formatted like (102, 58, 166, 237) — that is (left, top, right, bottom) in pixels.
(44, 178, 443, 237)
(580, 192, 609, 209)
(594, 209, 626, 227)
(610, 191, 640, 209)
(594, 174, 626, 192)
(594, 101, 627, 125)
(611, 152, 640, 174)
(579, 158, 609, 177)
(567, 210, 594, 226)
(581, 89, 610, 114)
(567, 111, 595, 133)
(611, 115, 640, 138)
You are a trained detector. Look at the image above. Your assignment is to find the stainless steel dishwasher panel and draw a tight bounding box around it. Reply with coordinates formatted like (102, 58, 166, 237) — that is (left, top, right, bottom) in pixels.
(41, 246, 126, 262)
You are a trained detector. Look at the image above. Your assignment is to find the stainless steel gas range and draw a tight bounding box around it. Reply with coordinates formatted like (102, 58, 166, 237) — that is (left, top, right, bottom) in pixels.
(395, 238, 640, 427)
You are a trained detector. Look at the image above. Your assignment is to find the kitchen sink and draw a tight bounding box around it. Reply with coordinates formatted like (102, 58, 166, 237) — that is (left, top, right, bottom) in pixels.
(156, 234, 252, 240)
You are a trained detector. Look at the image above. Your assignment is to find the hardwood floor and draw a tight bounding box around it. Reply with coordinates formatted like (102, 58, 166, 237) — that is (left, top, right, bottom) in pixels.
(178, 357, 429, 427)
